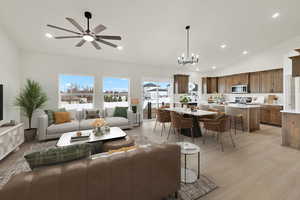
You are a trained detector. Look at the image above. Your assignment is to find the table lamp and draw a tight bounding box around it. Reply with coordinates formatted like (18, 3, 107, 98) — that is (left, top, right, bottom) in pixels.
(131, 98, 139, 113)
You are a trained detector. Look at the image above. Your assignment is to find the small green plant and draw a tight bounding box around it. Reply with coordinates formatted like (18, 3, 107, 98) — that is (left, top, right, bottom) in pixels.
(15, 79, 48, 129)
(180, 95, 191, 104)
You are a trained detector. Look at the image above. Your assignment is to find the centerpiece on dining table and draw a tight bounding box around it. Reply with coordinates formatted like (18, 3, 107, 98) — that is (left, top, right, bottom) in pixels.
(91, 118, 110, 136)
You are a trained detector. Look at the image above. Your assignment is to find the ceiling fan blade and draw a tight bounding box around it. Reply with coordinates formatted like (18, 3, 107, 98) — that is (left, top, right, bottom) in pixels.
(96, 35, 121, 40)
(96, 38, 118, 48)
(91, 41, 101, 50)
(93, 24, 106, 34)
(47, 24, 81, 35)
(55, 36, 82, 39)
(66, 17, 85, 33)
(75, 39, 86, 47)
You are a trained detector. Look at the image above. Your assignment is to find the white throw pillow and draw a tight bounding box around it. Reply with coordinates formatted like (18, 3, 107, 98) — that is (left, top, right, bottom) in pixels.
(67, 109, 77, 120)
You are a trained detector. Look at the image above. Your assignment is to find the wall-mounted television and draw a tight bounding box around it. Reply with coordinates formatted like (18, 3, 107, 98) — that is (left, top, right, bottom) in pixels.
(0, 85, 3, 121)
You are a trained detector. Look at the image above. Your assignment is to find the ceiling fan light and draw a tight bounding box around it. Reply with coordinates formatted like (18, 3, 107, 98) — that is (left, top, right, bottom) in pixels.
(83, 35, 94, 42)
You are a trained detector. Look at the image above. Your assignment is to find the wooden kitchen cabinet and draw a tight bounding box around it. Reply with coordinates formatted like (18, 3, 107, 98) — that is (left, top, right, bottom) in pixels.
(174, 74, 189, 94)
(273, 69, 283, 93)
(249, 72, 261, 93)
(202, 77, 218, 94)
(260, 70, 274, 93)
(218, 76, 226, 94)
(260, 69, 283, 93)
(225, 76, 232, 93)
(260, 105, 283, 126)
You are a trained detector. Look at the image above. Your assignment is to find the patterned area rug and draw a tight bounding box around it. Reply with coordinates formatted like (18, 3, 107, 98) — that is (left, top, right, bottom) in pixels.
(177, 175, 218, 200)
(0, 130, 218, 200)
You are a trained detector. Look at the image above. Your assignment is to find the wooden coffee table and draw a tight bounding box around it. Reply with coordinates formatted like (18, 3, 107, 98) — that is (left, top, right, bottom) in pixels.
(56, 127, 127, 147)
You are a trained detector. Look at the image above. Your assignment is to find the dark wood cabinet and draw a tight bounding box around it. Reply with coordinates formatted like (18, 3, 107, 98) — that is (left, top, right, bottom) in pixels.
(260, 105, 283, 126)
(249, 72, 261, 93)
(174, 74, 189, 94)
(231, 73, 249, 85)
(202, 77, 218, 94)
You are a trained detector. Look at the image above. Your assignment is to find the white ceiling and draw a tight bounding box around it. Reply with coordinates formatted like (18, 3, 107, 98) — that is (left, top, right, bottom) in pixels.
(1, 0, 300, 72)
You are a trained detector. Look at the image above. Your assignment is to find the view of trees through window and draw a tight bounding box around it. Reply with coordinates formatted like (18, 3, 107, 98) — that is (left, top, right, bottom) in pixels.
(103, 77, 129, 108)
(59, 75, 94, 110)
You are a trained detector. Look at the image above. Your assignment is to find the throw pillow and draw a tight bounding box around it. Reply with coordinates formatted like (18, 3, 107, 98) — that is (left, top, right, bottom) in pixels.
(54, 112, 71, 124)
(113, 107, 128, 118)
(44, 110, 55, 126)
(108, 145, 137, 154)
(85, 110, 100, 119)
(24, 143, 91, 169)
(45, 108, 66, 126)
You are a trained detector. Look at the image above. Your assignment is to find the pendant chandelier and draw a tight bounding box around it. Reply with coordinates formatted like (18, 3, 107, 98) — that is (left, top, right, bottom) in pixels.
(177, 26, 199, 65)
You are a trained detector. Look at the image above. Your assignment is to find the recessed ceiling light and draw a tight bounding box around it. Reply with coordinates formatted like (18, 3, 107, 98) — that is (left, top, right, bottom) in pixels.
(220, 44, 227, 49)
(272, 12, 280, 19)
(45, 33, 53, 38)
(212, 66, 216, 70)
(242, 50, 248, 55)
(117, 46, 123, 50)
(196, 68, 200, 71)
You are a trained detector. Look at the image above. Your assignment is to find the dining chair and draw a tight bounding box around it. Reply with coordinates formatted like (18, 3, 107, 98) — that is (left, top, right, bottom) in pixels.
(202, 114, 236, 152)
(153, 109, 171, 136)
(168, 111, 194, 141)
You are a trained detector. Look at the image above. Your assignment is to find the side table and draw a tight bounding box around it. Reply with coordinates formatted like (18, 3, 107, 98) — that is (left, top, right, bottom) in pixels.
(176, 142, 200, 184)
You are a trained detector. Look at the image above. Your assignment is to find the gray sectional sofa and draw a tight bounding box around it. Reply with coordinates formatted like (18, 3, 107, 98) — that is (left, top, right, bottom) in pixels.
(38, 108, 134, 141)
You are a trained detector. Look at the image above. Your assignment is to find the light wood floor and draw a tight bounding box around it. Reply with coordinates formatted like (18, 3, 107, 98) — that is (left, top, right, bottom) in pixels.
(1, 121, 300, 200)
(138, 121, 300, 200)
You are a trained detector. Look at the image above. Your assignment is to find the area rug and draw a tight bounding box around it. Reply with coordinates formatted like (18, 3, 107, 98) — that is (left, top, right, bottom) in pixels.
(178, 175, 218, 200)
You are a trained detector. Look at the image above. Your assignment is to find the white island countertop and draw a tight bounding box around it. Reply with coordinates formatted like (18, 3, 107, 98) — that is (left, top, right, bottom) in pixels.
(227, 104, 261, 109)
(281, 110, 300, 114)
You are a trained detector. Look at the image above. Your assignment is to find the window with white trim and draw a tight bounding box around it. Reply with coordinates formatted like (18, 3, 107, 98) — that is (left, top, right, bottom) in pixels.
(103, 77, 129, 108)
(59, 75, 94, 110)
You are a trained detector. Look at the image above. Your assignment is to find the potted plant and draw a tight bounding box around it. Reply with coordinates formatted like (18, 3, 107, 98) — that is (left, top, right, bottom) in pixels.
(15, 79, 48, 142)
(180, 95, 191, 108)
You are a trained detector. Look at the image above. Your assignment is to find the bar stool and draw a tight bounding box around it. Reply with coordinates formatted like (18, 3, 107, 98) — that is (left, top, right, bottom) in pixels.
(231, 114, 244, 134)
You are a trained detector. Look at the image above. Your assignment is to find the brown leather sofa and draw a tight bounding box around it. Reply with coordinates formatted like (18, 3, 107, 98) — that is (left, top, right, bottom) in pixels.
(0, 144, 181, 200)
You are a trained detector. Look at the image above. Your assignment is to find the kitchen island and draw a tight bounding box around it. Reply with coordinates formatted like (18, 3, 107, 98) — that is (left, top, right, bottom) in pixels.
(281, 110, 300, 149)
(225, 104, 261, 132)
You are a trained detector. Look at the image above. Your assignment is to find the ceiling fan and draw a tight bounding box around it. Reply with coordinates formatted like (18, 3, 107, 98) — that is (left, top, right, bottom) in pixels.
(47, 11, 122, 50)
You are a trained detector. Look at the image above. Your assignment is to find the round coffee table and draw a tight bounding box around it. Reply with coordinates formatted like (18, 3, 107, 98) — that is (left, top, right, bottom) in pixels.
(176, 142, 200, 184)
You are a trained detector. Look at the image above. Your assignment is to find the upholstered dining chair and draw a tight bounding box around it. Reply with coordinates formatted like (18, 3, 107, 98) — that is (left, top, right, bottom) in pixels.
(168, 111, 194, 141)
(153, 109, 171, 136)
(202, 114, 235, 152)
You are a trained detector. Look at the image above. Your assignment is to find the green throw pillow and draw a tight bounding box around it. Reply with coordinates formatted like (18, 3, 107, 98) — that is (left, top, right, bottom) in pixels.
(45, 108, 66, 126)
(113, 107, 128, 118)
(24, 143, 91, 169)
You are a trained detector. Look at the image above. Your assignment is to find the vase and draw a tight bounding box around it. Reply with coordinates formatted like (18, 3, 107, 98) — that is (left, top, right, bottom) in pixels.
(94, 127, 103, 136)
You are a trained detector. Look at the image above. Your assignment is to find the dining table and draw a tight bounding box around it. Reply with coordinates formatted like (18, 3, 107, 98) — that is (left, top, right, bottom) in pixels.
(165, 107, 217, 137)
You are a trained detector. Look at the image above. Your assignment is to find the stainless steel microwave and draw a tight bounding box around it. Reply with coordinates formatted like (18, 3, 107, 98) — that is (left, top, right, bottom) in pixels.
(231, 85, 248, 94)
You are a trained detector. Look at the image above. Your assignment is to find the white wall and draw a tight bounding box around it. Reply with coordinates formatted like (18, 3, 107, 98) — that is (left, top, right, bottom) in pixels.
(0, 26, 20, 124)
(211, 35, 300, 77)
(201, 35, 300, 105)
(20, 51, 201, 109)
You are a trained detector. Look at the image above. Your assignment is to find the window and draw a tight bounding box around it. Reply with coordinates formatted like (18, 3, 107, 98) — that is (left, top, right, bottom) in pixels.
(103, 77, 129, 108)
(188, 82, 199, 101)
(59, 75, 94, 110)
(143, 81, 171, 119)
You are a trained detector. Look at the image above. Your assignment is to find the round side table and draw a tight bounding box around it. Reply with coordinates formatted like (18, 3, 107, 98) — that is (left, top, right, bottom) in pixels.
(176, 142, 200, 184)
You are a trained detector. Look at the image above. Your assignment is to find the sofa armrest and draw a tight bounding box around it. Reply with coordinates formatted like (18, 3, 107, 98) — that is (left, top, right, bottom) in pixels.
(37, 114, 48, 141)
(127, 110, 135, 125)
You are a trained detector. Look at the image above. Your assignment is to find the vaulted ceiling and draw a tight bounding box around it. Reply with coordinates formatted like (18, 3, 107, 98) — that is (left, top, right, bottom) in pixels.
(1, 0, 300, 72)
